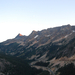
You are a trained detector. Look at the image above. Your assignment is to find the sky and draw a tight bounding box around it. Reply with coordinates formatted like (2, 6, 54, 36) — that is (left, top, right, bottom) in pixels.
(0, 0, 75, 42)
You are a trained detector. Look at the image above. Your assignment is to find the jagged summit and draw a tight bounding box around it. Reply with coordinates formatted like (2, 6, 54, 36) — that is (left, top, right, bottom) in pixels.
(32, 30, 37, 33)
(15, 33, 24, 39)
(33, 30, 36, 32)
(19, 33, 23, 36)
(28, 30, 37, 37)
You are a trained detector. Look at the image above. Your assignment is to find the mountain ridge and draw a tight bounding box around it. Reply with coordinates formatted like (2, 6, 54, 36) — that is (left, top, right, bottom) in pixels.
(3, 24, 75, 45)
(1, 24, 75, 58)
(1, 24, 75, 75)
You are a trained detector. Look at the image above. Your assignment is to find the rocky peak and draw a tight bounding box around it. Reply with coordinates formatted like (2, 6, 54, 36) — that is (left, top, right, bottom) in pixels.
(15, 33, 24, 39)
(19, 33, 23, 36)
(29, 30, 37, 37)
(32, 30, 37, 34)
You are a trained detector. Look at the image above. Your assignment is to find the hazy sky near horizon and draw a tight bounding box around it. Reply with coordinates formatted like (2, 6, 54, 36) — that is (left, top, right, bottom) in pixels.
(0, 0, 75, 42)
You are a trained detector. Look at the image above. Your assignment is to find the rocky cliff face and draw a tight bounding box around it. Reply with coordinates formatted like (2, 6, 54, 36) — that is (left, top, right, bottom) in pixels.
(1, 24, 75, 59)
(2, 25, 75, 47)
(1, 24, 75, 75)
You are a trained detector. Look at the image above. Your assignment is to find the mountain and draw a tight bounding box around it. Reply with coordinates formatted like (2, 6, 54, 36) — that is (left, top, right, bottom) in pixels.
(1, 24, 75, 75)
(3, 24, 75, 46)
(1, 24, 75, 58)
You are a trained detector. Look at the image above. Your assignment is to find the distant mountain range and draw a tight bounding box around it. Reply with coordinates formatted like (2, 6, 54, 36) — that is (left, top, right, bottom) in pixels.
(0, 24, 75, 75)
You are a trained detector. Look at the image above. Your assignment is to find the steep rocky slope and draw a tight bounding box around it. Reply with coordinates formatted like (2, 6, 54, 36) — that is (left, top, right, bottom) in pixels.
(1, 24, 75, 75)
(1, 24, 75, 59)
(3, 25, 75, 47)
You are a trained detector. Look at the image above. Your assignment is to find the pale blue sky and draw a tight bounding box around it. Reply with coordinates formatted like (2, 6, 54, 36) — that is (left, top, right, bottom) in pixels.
(0, 0, 75, 42)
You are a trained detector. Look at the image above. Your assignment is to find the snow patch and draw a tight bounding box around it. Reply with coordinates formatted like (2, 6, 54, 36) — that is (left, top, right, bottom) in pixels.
(45, 34, 51, 37)
(69, 33, 72, 35)
(46, 35, 51, 37)
(34, 35, 38, 38)
(72, 30, 75, 32)
(65, 30, 75, 38)
(65, 33, 72, 38)
(65, 35, 68, 38)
